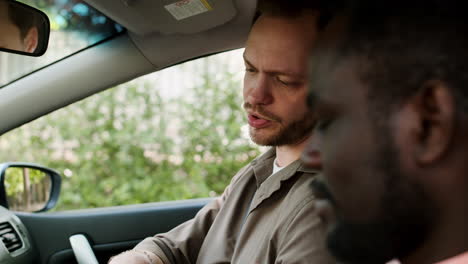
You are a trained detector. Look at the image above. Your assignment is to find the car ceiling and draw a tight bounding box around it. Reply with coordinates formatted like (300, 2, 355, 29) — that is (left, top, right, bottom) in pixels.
(0, 0, 256, 135)
(86, 0, 238, 35)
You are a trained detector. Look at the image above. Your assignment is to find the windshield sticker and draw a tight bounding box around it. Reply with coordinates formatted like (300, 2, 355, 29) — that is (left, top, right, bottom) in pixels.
(164, 0, 213, 21)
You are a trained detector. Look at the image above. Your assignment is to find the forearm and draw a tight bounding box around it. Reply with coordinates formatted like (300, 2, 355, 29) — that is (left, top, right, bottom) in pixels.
(109, 249, 164, 264)
(108, 168, 246, 264)
(107, 200, 221, 264)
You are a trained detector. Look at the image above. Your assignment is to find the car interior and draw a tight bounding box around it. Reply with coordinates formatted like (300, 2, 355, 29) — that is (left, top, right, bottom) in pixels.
(0, 0, 256, 263)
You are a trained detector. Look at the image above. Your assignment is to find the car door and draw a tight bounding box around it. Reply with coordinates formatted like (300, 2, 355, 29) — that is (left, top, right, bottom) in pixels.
(16, 198, 210, 263)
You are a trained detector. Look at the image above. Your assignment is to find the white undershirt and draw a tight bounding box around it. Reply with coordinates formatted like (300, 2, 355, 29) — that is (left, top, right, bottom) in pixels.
(272, 157, 285, 175)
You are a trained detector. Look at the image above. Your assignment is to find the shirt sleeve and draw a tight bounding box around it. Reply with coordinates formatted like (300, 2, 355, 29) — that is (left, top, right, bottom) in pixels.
(134, 165, 250, 264)
(275, 196, 336, 264)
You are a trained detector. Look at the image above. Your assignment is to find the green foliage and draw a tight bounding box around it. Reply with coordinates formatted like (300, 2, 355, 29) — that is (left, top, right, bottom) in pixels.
(0, 52, 260, 211)
(4, 168, 46, 196)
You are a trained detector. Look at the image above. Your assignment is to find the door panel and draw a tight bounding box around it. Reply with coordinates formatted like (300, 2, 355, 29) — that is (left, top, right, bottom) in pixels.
(16, 198, 212, 264)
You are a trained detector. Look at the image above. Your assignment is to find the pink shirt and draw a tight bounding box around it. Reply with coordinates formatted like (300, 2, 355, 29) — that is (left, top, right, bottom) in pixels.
(436, 252, 468, 264)
(389, 252, 468, 264)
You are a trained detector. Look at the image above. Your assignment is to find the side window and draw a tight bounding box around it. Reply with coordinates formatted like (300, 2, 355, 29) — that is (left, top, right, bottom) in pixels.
(0, 50, 261, 211)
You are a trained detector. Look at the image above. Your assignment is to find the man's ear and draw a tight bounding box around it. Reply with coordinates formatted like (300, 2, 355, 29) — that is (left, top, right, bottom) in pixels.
(23, 27, 38, 53)
(411, 80, 456, 165)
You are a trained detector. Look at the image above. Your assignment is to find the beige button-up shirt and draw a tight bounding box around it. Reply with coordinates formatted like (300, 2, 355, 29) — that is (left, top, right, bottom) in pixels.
(135, 148, 334, 264)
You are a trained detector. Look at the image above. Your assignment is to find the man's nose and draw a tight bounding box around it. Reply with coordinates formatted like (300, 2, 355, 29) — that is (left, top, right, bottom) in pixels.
(247, 74, 273, 105)
(301, 137, 322, 170)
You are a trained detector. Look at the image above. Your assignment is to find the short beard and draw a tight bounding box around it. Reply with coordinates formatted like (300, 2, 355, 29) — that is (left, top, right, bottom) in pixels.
(245, 103, 315, 147)
(326, 128, 436, 264)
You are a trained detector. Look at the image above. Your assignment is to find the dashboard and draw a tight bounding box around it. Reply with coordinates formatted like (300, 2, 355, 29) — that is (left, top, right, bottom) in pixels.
(0, 206, 34, 264)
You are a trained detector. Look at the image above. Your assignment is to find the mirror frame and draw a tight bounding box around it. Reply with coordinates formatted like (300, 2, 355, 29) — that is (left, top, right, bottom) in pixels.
(0, 162, 61, 212)
(0, 0, 51, 57)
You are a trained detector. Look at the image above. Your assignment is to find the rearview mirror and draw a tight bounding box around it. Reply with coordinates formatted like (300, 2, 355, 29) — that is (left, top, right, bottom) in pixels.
(0, 163, 61, 212)
(0, 0, 50, 56)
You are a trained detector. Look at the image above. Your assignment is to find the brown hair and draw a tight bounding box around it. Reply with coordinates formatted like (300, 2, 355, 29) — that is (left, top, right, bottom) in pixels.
(253, 0, 341, 30)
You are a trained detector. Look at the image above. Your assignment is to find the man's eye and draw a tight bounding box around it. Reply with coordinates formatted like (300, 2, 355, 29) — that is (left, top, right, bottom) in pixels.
(245, 67, 256, 73)
(276, 77, 298, 86)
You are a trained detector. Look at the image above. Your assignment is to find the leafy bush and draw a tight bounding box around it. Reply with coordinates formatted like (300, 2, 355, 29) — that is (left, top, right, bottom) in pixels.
(0, 52, 260, 210)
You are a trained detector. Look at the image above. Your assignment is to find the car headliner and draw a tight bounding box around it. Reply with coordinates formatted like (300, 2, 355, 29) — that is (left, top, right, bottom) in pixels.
(0, 0, 255, 135)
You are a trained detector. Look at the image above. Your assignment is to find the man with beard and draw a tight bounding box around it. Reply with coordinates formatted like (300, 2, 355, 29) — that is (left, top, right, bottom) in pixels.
(0, 0, 40, 53)
(109, 1, 335, 264)
(303, 0, 468, 263)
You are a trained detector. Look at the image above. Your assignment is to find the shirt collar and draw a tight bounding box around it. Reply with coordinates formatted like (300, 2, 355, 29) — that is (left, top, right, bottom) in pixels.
(250, 148, 319, 186)
(248, 147, 318, 213)
(250, 148, 275, 188)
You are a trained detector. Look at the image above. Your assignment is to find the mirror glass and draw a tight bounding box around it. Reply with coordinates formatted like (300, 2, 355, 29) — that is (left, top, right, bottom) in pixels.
(0, 0, 50, 56)
(4, 167, 52, 212)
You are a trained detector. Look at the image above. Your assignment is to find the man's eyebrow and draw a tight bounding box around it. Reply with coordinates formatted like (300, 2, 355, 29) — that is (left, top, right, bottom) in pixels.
(243, 53, 305, 78)
(243, 54, 255, 69)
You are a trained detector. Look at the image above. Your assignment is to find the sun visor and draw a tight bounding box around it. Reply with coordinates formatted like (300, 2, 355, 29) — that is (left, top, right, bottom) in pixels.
(84, 0, 238, 36)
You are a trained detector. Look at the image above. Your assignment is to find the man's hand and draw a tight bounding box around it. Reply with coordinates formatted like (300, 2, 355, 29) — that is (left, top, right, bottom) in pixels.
(108, 250, 163, 264)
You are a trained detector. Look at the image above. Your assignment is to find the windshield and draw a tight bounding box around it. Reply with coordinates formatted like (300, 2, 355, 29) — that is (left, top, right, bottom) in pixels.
(0, 0, 124, 87)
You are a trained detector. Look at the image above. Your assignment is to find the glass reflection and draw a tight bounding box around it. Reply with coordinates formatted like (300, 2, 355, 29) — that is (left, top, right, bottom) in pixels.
(0, 0, 123, 87)
(0, 1, 41, 53)
(4, 167, 52, 212)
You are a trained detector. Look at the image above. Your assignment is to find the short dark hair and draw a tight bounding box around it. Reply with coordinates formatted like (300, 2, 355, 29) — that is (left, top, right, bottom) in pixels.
(253, 0, 341, 30)
(7, 1, 47, 53)
(8, 2, 38, 40)
(338, 0, 468, 117)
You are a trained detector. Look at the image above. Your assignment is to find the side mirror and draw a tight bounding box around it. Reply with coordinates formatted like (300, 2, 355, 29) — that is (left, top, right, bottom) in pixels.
(0, 163, 61, 212)
(0, 0, 50, 56)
